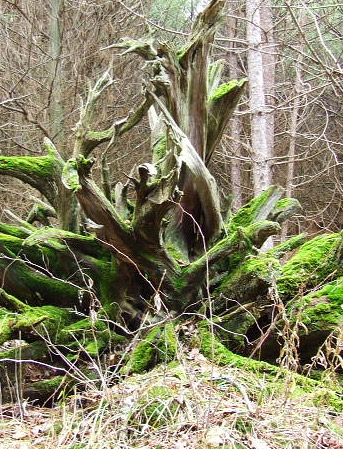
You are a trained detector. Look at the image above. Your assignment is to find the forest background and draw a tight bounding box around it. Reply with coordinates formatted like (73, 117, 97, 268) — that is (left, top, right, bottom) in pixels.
(1, 0, 342, 235)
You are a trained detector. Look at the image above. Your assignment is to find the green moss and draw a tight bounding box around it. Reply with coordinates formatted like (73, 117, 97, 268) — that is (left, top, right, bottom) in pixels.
(198, 324, 281, 375)
(24, 228, 67, 251)
(0, 155, 56, 178)
(208, 78, 247, 102)
(129, 384, 181, 428)
(0, 256, 82, 306)
(277, 233, 343, 300)
(152, 136, 167, 162)
(16, 305, 73, 335)
(0, 232, 26, 253)
(0, 222, 32, 239)
(95, 258, 118, 316)
(287, 277, 343, 331)
(272, 197, 296, 211)
(227, 186, 277, 232)
(0, 340, 49, 361)
(61, 159, 80, 192)
(267, 233, 307, 259)
(62, 317, 125, 357)
(122, 322, 178, 374)
(0, 303, 74, 345)
(0, 309, 15, 344)
(166, 242, 185, 262)
(196, 325, 343, 411)
(27, 375, 65, 395)
(311, 388, 343, 413)
(218, 253, 281, 296)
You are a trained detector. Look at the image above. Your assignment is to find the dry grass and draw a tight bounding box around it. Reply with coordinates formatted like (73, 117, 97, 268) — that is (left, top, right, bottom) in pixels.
(0, 345, 342, 449)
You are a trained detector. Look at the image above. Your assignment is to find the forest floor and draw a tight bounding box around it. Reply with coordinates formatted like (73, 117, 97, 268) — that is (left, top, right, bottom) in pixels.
(0, 345, 343, 449)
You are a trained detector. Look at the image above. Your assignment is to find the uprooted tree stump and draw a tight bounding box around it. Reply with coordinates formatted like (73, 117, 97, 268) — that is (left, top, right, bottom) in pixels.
(0, 0, 342, 402)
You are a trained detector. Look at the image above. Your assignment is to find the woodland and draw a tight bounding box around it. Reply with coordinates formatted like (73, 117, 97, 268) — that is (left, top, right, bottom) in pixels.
(0, 0, 343, 448)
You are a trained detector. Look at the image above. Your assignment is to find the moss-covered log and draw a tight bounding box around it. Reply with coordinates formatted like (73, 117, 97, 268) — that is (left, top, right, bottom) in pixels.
(277, 232, 343, 301)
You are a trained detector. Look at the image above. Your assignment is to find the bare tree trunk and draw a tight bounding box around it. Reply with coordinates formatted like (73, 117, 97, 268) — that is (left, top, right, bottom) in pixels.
(227, 13, 243, 210)
(246, 0, 271, 195)
(261, 0, 275, 169)
(49, 0, 65, 152)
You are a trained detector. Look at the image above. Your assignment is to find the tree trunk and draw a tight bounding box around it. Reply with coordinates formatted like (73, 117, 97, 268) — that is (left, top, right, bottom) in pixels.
(227, 13, 243, 210)
(246, 0, 271, 195)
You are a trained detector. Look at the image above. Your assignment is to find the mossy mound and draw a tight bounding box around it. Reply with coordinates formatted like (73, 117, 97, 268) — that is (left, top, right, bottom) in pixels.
(196, 325, 343, 413)
(216, 254, 281, 307)
(122, 322, 178, 375)
(288, 277, 343, 331)
(277, 233, 343, 300)
(61, 317, 126, 359)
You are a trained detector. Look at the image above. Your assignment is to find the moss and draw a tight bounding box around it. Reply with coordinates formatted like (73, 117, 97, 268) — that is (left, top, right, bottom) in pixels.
(217, 253, 281, 297)
(0, 232, 26, 253)
(152, 136, 167, 162)
(198, 324, 281, 375)
(24, 375, 65, 396)
(287, 277, 343, 331)
(95, 258, 118, 316)
(122, 322, 178, 374)
(166, 242, 185, 262)
(0, 222, 32, 239)
(61, 317, 125, 357)
(267, 233, 307, 259)
(15, 305, 73, 336)
(272, 197, 296, 212)
(24, 228, 67, 251)
(0, 303, 74, 345)
(62, 158, 81, 192)
(0, 309, 15, 344)
(0, 256, 83, 307)
(311, 388, 343, 413)
(0, 155, 56, 178)
(196, 325, 343, 412)
(129, 384, 181, 428)
(277, 233, 343, 300)
(0, 340, 49, 361)
(83, 340, 107, 356)
(227, 186, 277, 232)
(208, 78, 247, 102)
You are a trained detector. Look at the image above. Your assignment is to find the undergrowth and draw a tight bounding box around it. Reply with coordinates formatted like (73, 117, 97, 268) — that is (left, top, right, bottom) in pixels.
(1, 319, 343, 449)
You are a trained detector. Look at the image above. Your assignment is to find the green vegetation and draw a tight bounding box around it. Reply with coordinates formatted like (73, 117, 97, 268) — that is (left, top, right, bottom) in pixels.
(227, 186, 279, 231)
(277, 233, 343, 300)
(287, 277, 343, 331)
(208, 78, 247, 102)
(122, 322, 177, 374)
(0, 155, 56, 178)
